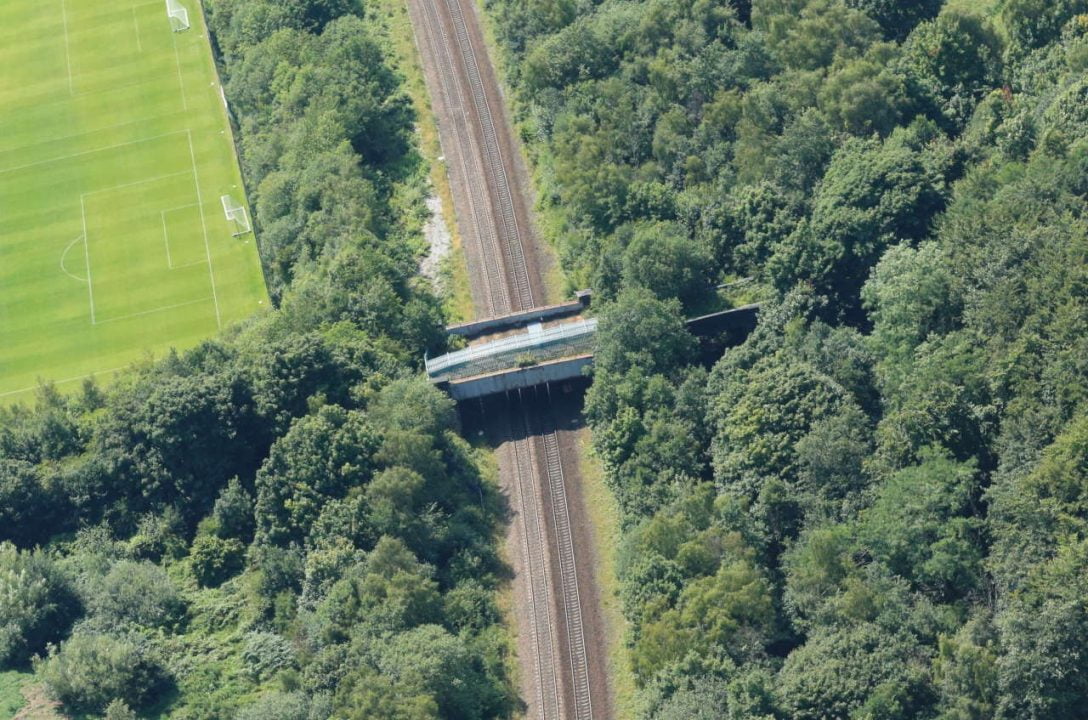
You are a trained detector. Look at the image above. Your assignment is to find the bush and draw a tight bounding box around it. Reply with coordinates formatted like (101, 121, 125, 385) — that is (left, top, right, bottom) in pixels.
(189, 534, 246, 588)
(213, 477, 255, 541)
(84, 560, 186, 631)
(241, 631, 297, 680)
(0, 543, 81, 667)
(235, 691, 310, 720)
(104, 699, 138, 720)
(37, 633, 167, 714)
(126, 509, 187, 562)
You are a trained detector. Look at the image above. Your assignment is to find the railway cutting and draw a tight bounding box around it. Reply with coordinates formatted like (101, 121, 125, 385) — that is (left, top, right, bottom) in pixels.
(404, 0, 611, 717)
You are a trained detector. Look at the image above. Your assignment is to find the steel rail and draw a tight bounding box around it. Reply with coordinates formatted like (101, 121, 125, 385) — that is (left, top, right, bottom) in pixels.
(414, 0, 510, 315)
(530, 403, 594, 719)
(542, 426, 593, 719)
(441, 0, 535, 311)
(509, 405, 563, 719)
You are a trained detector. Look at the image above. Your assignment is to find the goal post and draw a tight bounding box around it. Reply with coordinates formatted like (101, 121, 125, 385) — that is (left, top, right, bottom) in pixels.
(166, 0, 190, 32)
(221, 195, 252, 237)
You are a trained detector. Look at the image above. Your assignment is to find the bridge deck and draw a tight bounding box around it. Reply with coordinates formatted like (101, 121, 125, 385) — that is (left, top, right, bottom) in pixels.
(427, 318, 597, 383)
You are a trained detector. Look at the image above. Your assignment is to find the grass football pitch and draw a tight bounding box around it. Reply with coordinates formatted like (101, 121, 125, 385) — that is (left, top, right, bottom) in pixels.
(0, 0, 267, 404)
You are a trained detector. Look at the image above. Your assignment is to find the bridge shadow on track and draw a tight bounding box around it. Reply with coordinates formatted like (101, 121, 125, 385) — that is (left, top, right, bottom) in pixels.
(459, 378, 606, 720)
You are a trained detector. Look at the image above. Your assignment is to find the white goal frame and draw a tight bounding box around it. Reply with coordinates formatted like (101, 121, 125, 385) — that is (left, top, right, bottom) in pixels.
(166, 0, 190, 32)
(221, 195, 252, 237)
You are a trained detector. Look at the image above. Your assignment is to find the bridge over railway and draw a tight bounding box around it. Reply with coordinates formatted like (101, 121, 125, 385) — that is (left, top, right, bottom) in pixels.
(406, 0, 757, 713)
(426, 298, 760, 401)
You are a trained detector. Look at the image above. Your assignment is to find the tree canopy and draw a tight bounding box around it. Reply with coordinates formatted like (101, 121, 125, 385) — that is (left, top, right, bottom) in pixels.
(485, 0, 1088, 715)
(0, 2, 510, 717)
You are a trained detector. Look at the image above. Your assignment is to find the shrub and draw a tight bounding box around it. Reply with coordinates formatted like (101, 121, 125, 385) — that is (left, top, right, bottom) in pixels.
(213, 477, 255, 541)
(235, 691, 310, 720)
(37, 633, 167, 714)
(126, 509, 187, 562)
(104, 699, 138, 720)
(84, 560, 186, 630)
(189, 534, 245, 588)
(0, 543, 81, 666)
(241, 631, 296, 680)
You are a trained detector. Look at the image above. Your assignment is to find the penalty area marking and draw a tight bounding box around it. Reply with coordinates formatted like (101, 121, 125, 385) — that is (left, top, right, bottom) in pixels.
(76, 159, 210, 326)
(77, 168, 195, 325)
(54, 0, 174, 99)
(60, 236, 88, 282)
(160, 202, 203, 269)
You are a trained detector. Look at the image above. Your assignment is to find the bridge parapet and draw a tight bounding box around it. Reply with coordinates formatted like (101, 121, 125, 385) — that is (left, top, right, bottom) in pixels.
(427, 318, 598, 383)
(447, 291, 591, 339)
(427, 301, 761, 399)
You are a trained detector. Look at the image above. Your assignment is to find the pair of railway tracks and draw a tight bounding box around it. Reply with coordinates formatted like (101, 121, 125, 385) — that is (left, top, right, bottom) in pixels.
(406, 0, 598, 716)
(509, 396, 593, 720)
(413, 0, 534, 315)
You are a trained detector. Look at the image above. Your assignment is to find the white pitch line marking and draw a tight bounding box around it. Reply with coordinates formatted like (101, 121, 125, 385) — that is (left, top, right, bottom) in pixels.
(82, 169, 192, 196)
(79, 197, 97, 325)
(161, 211, 174, 268)
(133, 7, 142, 52)
(94, 296, 213, 325)
(0, 112, 185, 161)
(60, 0, 74, 95)
(173, 35, 187, 112)
(60, 236, 88, 282)
(0, 130, 188, 177)
(187, 129, 221, 329)
(0, 365, 130, 399)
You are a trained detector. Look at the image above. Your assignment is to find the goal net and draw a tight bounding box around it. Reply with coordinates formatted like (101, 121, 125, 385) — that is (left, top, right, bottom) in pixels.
(166, 0, 190, 32)
(221, 195, 252, 237)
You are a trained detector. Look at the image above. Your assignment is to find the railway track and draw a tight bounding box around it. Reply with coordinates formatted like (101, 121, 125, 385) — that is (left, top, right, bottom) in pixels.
(512, 393, 594, 720)
(412, 0, 510, 315)
(440, 0, 535, 311)
(536, 406, 594, 720)
(509, 412, 563, 719)
(405, 1, 604, 717)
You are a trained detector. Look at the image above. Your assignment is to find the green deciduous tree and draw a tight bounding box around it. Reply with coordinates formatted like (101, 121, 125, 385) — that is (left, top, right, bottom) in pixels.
(0, 544, 80, 667)
(82, 560, 186, 631)
(634, 554, 774, 681)
(776, 624, 934, 720)
(37, 633, 167, 714)
(255, 406, 379, 546)
(767, 124, 947, 317)
(621, 221, 715, 308)
(858, 449, 983, 599)
(317, 538, 440, 640)
(0, 460, 54, 547)
(846, 0, 942, 41)
(1001, 0, 1088, 56)
(593, 289, 697, 378)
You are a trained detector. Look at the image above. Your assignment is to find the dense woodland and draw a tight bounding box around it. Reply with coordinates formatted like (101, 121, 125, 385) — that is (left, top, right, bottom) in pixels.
(0, 1, 515, 718)
(484, 0, 1088, 717)
(3, 0, 1088, 718)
